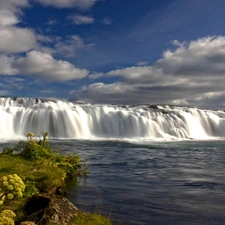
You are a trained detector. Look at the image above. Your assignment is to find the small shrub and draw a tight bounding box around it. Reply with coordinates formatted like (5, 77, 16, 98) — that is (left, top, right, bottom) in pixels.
(56, 153, 89, 178)
(0, 209, 16, 225)
(24, 181, 39, 198)
(0, 174, 26, 205)
(2, 132, 52, 162)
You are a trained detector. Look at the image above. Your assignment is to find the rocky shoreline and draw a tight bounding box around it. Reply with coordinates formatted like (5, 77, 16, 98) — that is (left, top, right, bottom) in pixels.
(20, 193, 79, 225)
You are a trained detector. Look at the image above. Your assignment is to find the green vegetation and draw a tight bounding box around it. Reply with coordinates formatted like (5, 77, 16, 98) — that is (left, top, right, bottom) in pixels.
(0, 174, 26, 205)
(69, 212, 112, 225)
(45, 212, 112, 225)
(0, 209, 16, 225)
(0, 133, 111, 225)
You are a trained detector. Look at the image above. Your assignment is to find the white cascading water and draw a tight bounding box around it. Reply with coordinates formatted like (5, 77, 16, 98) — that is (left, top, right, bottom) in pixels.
(1, 97, 225, 140)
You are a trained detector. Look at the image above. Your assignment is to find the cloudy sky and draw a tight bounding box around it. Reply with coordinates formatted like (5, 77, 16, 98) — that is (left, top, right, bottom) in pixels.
(0, 0, 225, 108)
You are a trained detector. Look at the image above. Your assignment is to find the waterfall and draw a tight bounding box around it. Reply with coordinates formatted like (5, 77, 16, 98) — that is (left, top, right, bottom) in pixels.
(0, 97, 225, 140)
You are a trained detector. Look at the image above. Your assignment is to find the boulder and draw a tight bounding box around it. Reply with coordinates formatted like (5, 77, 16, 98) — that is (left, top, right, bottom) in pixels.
(24, 194, 79, 225)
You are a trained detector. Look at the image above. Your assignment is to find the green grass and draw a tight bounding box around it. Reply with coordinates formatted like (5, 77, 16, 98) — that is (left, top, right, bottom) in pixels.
(0, 155, 66, 193)
(0, 156, 34, 176)
(0, 134, 112, 224)
(69, 212, 112, 225)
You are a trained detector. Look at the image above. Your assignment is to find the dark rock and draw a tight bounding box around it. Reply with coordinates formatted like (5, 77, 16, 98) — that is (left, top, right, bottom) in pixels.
(56, 187, 65, 196)
(148, 105, 159, 109)
(161, 110, 169, 114)
(24, 194, 79, 225)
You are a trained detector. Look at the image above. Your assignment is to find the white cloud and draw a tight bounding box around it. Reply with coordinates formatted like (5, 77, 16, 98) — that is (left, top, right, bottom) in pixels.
(74, 36, 225, 108)
(0, 56, 18, 75)
(0, 26, 38, 54)
(36, 34, 52, 43)
(0, 0, 30, 16)
(67, 14, 94, 25)
(89, 72, 104, 80)
(182, 92, 225, 109)
(54, 35, 84, 56)
(13, 50, 89, 81)
(0, 0, 90, 84)
(136, 61, 148, 66)
(75, 83, 132, 104)
(0, 2, 90, 57)
(35, 0, 99, 9)
(0, 10, 19, 26)
(0, 0, 29, 14)
(107, 66, 157, 81)
(156, 36, 225, 77)
(0, 8, 38, 55)
(90, 66, 176, 86)
(172, 40, 182, 47)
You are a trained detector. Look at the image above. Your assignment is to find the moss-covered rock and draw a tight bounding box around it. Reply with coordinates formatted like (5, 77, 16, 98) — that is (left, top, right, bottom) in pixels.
(24, 194, 79, 225)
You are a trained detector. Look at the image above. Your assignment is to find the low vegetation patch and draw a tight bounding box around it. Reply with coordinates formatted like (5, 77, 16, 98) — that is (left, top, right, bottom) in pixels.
(69, 212, 112, 225)
(0, 132, 111, 225)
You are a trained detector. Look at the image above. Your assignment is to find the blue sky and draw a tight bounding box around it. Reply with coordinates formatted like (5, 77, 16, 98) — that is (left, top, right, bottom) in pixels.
(1, 0, 225, 108)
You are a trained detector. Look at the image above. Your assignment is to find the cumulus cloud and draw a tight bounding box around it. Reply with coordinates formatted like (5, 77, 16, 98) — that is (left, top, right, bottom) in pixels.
(90, 66, 180, 86)
(13, 50, 89, 81)
(0, 9, 38, 55)
(75, 76, 191, 105)
(67, 14, 94, 25)
(0, 1, 89, 82)
(0, 0, 224, 109)
(156, 36, 225, 77)
(187, 92, 225, 109)
(0, 56, 18, 75)
(0, 26, 38, 54)
(107, 66, 159, 81)
(34, 0, 99, 9)
(0, 10, 19, 26)
(73, 36, 225, 108)
(0, 0, 91, 85)
(0, 0, 29, 14)
(76, 82, 137, 104)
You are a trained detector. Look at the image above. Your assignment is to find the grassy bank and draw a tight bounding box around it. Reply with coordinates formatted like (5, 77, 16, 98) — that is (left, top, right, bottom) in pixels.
(0, 132, 112, 225)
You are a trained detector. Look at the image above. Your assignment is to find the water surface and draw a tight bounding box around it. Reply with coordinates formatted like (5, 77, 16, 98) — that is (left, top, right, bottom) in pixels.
(49, 139, 225, 225)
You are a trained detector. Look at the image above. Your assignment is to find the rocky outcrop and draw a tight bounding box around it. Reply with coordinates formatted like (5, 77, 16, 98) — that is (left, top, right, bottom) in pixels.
(24, 194, 79, 225)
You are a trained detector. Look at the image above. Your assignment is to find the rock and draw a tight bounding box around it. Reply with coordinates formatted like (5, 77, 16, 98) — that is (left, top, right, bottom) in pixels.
(149, 104, 159, 109)
(24, 194, 79, 225)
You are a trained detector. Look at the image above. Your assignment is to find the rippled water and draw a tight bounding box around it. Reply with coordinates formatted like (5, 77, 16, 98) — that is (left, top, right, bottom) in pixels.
(51, 140, 225, 225)
(1, 139, 225, 224)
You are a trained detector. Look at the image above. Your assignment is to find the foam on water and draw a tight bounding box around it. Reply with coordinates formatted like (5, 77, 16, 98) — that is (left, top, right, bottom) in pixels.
(1, 97, 225, 141)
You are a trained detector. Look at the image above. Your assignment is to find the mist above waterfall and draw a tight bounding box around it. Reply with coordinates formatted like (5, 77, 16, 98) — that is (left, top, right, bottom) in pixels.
(0, 97, 225, 141)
